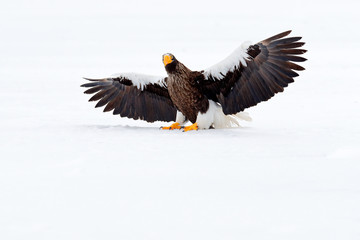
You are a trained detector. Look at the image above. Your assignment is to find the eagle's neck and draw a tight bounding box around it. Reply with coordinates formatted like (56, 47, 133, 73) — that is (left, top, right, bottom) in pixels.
(167, 62, 192, 81)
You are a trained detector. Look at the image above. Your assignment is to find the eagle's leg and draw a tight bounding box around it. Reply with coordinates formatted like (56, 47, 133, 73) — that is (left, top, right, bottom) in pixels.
(161, 111, 188, 130)
(161, 122, 182, 130)
(183, 123, 198, 132)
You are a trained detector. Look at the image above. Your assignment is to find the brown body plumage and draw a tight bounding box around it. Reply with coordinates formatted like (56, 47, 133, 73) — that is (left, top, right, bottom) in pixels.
(165, 60, 208, 123)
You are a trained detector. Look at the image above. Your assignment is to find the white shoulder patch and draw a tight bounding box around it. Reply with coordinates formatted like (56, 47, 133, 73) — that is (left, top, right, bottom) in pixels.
(111, 72, 166, 90)
(203, 41, 252, 79)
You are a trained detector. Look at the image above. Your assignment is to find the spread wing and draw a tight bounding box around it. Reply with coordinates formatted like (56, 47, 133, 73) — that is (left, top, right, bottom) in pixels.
(81, 73, 177, 122)
(200, 30, 307, 114)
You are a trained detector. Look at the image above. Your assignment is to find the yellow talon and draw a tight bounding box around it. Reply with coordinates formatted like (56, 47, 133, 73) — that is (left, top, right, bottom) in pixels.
(183, 123, 198, 132)
(161, 122, 182, 130)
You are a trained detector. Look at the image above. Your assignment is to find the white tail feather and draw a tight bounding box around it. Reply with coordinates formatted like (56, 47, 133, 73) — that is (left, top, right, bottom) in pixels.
(196, 100, 252, 129)
(235, 112, 252, 122)
(211, 101, 251, 129)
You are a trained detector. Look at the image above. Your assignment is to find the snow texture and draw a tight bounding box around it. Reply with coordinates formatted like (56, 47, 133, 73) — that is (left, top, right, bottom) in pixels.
(1, 0, 360, 240)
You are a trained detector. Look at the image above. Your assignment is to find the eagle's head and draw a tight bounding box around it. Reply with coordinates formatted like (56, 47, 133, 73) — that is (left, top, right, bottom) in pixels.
(162, 53, 178, 73)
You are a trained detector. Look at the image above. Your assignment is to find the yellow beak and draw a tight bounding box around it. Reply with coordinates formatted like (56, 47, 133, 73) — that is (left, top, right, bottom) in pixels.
(163, 55, 173, 66)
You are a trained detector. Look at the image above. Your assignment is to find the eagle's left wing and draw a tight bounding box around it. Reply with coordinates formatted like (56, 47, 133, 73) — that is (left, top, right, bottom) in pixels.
(81, 73, 177, 122)
(199, 30, 307, 115)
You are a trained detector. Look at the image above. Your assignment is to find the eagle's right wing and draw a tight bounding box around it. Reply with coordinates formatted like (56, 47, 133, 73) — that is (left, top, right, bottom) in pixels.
(200, 30, 307, 115)
(81, 73, 177, 122)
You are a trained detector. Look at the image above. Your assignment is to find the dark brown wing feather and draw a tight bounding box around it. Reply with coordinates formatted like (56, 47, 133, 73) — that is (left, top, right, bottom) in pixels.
(81, 76, 177, 122)
(200, 30, 307, 114)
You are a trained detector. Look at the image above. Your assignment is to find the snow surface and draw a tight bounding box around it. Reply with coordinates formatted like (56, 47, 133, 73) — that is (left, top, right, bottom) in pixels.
(1, 0, 360, 239)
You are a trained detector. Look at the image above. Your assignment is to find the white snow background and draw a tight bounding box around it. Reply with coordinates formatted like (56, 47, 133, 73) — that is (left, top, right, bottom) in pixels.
(1, 0, 360, 239)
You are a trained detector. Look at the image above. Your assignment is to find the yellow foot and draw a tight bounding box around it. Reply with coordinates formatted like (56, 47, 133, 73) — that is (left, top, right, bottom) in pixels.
(161, 122, 182, 130)
(183, 123, 198, 132)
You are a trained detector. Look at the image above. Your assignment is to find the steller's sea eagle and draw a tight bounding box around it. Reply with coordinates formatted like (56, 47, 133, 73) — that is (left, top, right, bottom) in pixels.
(81, 30, 306, 131)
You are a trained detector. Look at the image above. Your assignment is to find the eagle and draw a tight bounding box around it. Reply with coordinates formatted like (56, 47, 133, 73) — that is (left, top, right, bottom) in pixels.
(81, 30, 306, 131)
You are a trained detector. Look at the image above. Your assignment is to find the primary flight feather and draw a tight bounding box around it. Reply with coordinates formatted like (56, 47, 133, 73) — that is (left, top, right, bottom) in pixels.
(81, 30, 307, 131)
